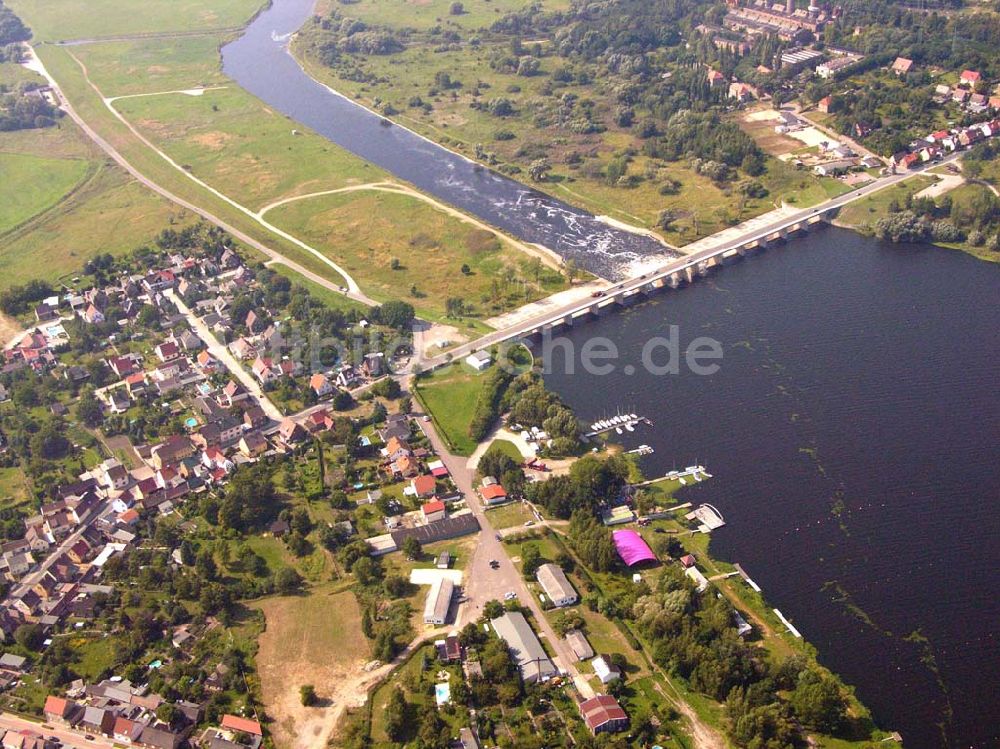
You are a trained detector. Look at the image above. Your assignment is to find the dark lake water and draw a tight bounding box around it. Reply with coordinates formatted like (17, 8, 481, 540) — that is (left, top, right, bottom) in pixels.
(543, 228, 1000, 749)
(220, 0, 675, 280)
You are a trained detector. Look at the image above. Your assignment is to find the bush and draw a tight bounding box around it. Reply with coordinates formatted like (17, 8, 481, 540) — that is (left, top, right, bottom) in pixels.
(300, 684, 317, 706)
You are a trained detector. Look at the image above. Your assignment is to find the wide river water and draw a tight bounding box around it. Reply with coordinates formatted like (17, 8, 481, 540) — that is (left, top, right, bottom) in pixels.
(220, 0, 675, 280)
(543, 228, 1000, 748)
(219, 2, 1000, 744)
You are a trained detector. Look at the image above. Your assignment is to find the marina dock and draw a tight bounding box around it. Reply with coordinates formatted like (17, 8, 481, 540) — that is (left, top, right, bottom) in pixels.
(585, 412, 651, 438)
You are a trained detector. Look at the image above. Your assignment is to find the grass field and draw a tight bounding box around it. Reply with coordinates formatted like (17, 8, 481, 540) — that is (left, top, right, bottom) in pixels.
(315, 0, 569, 32)
(484, 500, 534, 529)
(836, 176, 935, 228)
(266, 189, 565, 320)
(0, 120, 196, 287)
(67, 35, 232, 96)
(0, 152, 90, 234)
(294, 13, 845, 244)
(413, 363, 485, 455)
(5, 0, 264, 41)
(112, 85, 386, 211)
(0, 163, 195, 286)
(0, 466, 31, 510)
(254, 587, 369, 749)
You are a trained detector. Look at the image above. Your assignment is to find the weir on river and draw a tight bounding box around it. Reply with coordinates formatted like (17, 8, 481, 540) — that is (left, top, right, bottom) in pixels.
(220, 0, 678, 280)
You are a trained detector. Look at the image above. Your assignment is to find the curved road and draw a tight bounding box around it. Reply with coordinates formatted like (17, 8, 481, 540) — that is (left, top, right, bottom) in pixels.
(24, 47, 375, 307)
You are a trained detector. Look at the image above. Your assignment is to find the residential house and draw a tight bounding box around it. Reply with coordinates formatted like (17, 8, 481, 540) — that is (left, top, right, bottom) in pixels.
(196, 350, 216, 372)
(727, 81, 758, 102)
(43, 695, 81, 725)
(149, 435, 194, 470)
(309, 373, 332, 397)
(411, 475, 437, 498)
(706, 68, 726, 87)
(155, 341, 179, 361)
(592, 654, 622, 684)
(334, 365, 359, 389)
(34, 303, 58, 322)
(959, 69, 982, 89)
(242, 405, 268, 430)
(228, 338, 255, 360)
(464, 350, 491, 372)
(421, 500, 446, 523)
(361, 352, 384, 378)
(817, 95, 832, 113)
(238, 432, 267, 459)
(245, 310, 264, 334)
(81, 305, 105, 325)
(219, 381, 249, 408)
(278, 418, 306, 446)
(220, 715, 263, 738)
(891, 57, 913, 76)
(79, 706, 115, 736)
(480, 483, 508, 506)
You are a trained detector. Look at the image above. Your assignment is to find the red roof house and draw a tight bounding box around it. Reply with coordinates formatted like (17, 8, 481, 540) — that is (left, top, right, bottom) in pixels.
(411, 475, 437, 498)
(221, 715, 262, 736)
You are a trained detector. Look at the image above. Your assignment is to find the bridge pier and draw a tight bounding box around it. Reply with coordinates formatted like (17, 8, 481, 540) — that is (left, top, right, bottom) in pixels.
(612, 292, 625, 306)
(684, 266, 696, 284)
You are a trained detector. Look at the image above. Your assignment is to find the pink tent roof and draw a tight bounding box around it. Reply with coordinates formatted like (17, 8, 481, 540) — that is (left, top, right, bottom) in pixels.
(612, 529, 656, 567)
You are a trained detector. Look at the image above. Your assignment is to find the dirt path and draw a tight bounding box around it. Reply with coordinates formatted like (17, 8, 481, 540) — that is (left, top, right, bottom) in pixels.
(258, 182, 566, 272)
(24, 46, 375, 305)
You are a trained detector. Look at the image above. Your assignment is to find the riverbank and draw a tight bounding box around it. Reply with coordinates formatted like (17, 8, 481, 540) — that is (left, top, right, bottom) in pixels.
(833, 168, 1000, 265)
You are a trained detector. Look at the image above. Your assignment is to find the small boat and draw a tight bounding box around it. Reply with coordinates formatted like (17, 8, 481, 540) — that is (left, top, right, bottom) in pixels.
(615, 427, 623, 435)
(625, 424, 635, 432)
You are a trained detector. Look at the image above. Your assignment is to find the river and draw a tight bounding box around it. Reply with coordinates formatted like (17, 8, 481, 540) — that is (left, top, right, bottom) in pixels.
(542, 228, 1000, 749)
(220, 0, 675, 280)
(218, 1, 1000, 743)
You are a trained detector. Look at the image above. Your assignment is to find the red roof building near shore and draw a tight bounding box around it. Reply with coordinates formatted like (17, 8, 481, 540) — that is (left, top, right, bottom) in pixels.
(221, 714, 263, 736)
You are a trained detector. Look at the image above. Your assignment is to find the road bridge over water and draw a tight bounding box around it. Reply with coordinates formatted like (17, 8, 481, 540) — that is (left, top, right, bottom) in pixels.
(419, 152, 959, 371)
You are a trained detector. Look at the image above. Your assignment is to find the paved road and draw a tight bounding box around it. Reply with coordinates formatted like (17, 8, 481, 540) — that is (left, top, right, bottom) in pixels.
(7, 506, 106, 601)
(165, 291, 284, 422)
(0, 712, 116, 749)
(413, 413, 595, 699)
(24, 48, 374, 307)
(415, 152, 961, 370)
